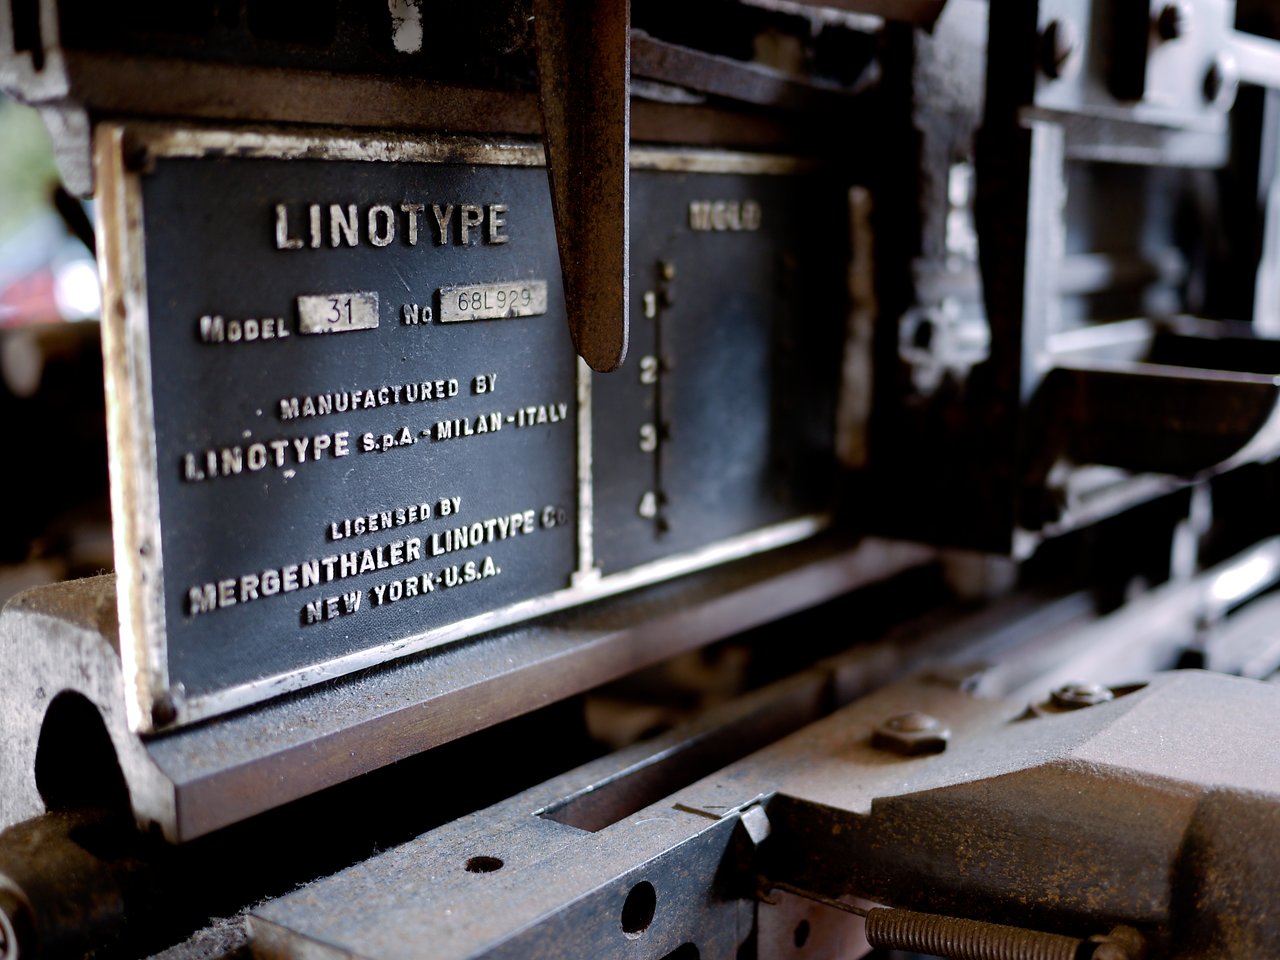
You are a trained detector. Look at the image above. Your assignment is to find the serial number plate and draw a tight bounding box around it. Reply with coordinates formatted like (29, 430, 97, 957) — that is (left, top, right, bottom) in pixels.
(439, 280, 548, 322)
(101, 126, 841, 731)
(297, 292, 380, 334)
(114, 136, 579, 728)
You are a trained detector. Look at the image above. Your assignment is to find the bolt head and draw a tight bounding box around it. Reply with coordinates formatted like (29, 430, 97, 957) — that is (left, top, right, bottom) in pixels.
(1156, 2, 1190, 41)
(151, 693, 178, 728)
(1051, 682, 1114, 710)
(1040, 19, 1079, 80)
(884, 711, 939, 733)
(872, 712, 950, 756)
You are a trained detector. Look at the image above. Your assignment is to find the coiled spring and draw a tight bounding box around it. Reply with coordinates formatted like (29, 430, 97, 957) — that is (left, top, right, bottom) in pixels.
(864, 907, 1085, 960)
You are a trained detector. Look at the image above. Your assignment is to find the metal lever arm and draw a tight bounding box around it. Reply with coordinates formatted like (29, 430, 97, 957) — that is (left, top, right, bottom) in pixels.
(1230, 29, 1280, 91)
(533, 0, 631, 373)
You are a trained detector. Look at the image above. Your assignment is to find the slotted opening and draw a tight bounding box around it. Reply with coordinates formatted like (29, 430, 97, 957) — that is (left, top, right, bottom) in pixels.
(10, 0, 44, 69)
(539, 678, 830, 832)
(793, 919, 811, 948)
(34, 691, 129, 813)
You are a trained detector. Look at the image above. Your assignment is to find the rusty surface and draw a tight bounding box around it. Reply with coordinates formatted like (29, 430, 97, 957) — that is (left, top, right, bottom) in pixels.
(760, 671, 1280, 956)
(0, 812, 131, 960)
(0, 536, 934, 842)
(1043, 360, 1280, 478)
(534, 0, 631, 372)
(250, 667, 1280, 960)
(64, 53, 797, 147)
(6, 53, 816, 172)
(242, 549, 1280, 960)
(758, 0, 948, 25)
(8, 542, 1280, 959)
(630, 32, 866, 113)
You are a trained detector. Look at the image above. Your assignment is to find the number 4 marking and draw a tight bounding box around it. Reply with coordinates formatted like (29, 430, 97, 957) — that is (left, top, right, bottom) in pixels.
(638, 491, 659, 519)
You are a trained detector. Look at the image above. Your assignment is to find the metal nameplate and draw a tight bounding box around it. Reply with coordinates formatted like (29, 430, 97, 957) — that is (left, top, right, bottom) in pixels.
(97, 126, 840, 731)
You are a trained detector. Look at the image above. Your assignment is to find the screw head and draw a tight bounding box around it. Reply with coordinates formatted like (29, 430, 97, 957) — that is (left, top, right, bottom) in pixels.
(872, 712, 950, 756)
(1155, 2, 1190, 42)
(1051, 682, 1114, 710)
(1204, 52, 1240, 110)
(150, 693, 178, 728)
(884, 711, 940, 733)
(1040, 19, 1079, 80)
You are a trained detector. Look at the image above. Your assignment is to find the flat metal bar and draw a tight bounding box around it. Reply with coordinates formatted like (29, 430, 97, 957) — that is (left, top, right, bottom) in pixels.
(631, 32, 864, 113)
(147, 536, 933, 839)
(52, 53, 808, 159)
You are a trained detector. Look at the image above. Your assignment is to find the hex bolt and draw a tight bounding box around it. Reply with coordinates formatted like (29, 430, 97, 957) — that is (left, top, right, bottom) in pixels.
(885, 711, 938, 733)
(1050, 682, 1114, 710)
(1204, 52, 1240, 110)
(1155, 1, 1190, 41)
(1040, 19, 1079, 80)
(872, 712, 950, 756)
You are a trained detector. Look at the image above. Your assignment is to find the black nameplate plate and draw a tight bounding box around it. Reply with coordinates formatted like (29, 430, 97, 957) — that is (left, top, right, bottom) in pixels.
(98, 127, 842, 730)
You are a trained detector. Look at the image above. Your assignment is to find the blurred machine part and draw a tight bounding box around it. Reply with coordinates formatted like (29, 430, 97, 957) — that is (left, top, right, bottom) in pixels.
(0, 1, 1279, 958)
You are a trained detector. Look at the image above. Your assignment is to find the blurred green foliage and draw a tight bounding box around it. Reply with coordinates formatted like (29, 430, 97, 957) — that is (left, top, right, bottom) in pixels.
(0, 96, 59, 238)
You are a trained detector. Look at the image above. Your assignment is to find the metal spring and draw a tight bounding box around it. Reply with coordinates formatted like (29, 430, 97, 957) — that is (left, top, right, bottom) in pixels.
(864, 907, 1085, 960)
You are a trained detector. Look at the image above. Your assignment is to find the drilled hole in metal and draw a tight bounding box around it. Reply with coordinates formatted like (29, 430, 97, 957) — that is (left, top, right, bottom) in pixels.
(793, 919, 811, 948)
(34, 691, 129, 813)
(465, 856, 504, 873)
(621, 881, 656, 938)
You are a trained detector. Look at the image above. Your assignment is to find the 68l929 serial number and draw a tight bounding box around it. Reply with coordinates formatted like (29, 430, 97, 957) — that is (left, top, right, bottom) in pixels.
(438, 279, 549, 323)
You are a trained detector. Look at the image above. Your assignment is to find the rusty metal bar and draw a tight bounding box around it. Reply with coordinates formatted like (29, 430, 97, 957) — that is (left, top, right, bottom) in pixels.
(534, 0, 631, 372)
